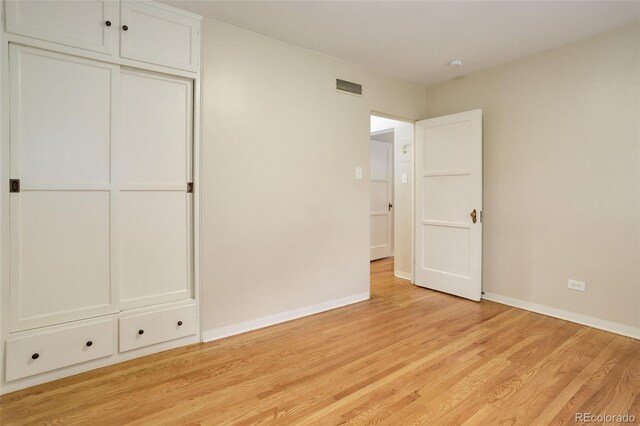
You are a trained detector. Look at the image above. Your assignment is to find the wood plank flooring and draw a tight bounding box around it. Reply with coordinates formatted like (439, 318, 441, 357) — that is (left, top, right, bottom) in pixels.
(1, 257, 639, 425)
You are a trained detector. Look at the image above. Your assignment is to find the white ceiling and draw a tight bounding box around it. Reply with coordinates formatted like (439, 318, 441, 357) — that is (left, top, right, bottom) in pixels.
(164, 1, 640, 86)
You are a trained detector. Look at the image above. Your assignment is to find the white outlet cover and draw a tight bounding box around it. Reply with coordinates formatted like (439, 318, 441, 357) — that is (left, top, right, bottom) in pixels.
(568, 279, 586, 292)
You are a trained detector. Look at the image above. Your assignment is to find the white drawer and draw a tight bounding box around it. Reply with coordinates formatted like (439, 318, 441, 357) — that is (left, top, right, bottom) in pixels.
(119, 304, 197, 352)
(5, 319, 114, 381)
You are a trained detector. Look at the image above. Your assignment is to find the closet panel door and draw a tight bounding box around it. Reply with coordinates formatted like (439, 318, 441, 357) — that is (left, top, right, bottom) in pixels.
(5, 0, 119, 56)
(9, 45, 119, 331)
(119, 69, 193, 310)
(120, 1, 200, 72)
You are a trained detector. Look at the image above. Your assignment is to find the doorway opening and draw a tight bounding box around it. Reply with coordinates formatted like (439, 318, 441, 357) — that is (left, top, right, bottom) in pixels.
(370, 114, 415, 283)
(370, 110, 483, 302)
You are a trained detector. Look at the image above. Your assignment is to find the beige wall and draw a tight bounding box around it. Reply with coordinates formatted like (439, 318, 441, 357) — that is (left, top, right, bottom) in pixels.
(201, 19, 425, 333)
(424, 22, 640, 330)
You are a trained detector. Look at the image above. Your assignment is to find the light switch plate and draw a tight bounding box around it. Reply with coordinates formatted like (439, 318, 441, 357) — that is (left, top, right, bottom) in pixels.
(401, 173, 408, 184)
(402, 144, 409, 154)
(355, 167, 363, 180)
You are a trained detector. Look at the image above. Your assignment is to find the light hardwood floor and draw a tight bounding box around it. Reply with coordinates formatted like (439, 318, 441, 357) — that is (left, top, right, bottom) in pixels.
(1, 257, 639, 425)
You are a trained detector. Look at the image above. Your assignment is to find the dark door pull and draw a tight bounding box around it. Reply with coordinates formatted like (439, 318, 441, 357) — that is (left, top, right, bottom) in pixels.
(9, 179, 20, 193)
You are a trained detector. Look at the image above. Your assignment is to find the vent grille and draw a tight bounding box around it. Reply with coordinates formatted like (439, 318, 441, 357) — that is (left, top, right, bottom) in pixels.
(336, 79, 362, 95)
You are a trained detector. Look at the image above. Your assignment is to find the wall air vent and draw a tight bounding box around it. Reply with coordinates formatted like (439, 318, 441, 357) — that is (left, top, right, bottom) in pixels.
(336, 79, 362, 96)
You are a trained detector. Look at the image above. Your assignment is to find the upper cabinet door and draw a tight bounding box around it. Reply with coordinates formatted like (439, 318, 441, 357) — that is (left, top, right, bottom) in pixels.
(4, 0, 119, 56)
(120, 1, 201, 72)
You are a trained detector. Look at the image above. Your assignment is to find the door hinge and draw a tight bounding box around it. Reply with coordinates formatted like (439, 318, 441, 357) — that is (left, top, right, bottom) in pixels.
(187, 182, 193, 193)
(480, 210, 484, 223)
(9, 179, 20, 193)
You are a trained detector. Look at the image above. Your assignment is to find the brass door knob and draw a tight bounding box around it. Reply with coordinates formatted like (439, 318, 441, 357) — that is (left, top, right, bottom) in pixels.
(470, 209, 477, 224)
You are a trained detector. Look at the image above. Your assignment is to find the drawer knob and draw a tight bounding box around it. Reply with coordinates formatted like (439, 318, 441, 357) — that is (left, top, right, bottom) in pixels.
(177, 321, 183, 326)
(122, 25, 129, 31)
(138, 329, 144, 335)
(31, 353, 39, 360)
(86, 341, 93, 347)
(105, 21, 112, 27)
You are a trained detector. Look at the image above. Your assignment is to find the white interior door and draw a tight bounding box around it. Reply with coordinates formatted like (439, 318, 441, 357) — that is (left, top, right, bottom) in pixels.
(414, 110, 482, 301)
(9, 45, 119, 331)
(118, 69, 193, 310)
(370, 139, 394, 260)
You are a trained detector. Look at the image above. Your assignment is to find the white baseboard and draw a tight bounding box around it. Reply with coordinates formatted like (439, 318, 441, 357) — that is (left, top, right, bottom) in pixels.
(482, 292, 640, 340)
(202, 292, 370, 343)
(394, 270, 412, 281)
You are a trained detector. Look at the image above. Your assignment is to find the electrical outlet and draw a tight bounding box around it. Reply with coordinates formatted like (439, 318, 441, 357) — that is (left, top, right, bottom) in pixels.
(568, 279, 586, 292)
(355, 167, 363, 180)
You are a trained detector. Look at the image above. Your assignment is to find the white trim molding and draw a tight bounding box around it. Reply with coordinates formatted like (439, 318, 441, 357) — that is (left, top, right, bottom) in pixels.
(482, 292, 640, 340)
(394, 270, 412, 281)
(203, 292, 370, 343)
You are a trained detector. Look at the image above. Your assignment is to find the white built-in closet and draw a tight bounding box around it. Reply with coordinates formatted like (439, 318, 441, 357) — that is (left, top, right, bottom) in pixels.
(0, 0, 202, 393)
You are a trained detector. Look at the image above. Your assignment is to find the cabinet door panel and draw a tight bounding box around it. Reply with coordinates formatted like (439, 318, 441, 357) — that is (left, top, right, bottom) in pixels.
(11, 191, 113, 330)
(118, 69, 193, 310)
(9, 45, 118, 331)
(5, 0, 118, 56)
(120, 70, 192, 185)
(120, 1, 200, 71)
(119, 191, 191, 309)
(11, 46, 113, 185)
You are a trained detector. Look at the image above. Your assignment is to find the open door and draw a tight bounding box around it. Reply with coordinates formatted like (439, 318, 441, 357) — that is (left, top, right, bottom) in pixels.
(370, 138, 394, 260)
(414, 110, 482, 301)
